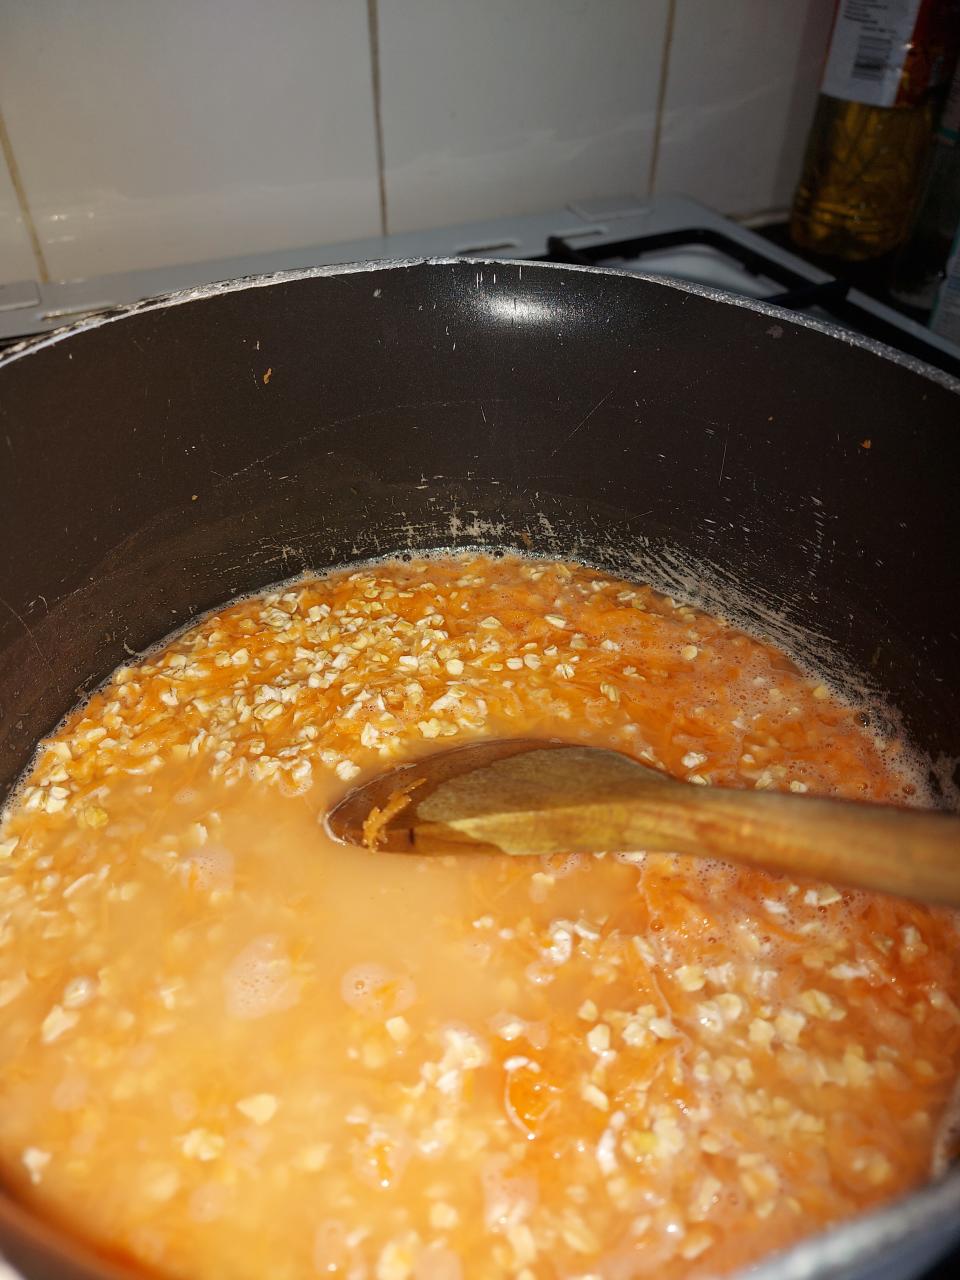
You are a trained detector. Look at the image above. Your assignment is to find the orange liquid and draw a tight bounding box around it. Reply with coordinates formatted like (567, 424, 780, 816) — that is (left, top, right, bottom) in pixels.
(0, 555, 957, 1280)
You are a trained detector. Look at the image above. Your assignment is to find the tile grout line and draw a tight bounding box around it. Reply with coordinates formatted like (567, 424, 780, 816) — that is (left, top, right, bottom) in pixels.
(646, 0, 677, 198)
(0, 106, 49, 284)
(366, 0, 389, 238)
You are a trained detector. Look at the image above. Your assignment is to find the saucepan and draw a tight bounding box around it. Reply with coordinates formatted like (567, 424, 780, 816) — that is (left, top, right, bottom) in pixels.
(0, 259, 957, 1280)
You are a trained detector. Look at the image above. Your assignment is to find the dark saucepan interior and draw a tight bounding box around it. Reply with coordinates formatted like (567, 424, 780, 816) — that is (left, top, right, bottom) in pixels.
(0, 259, 958, 1280)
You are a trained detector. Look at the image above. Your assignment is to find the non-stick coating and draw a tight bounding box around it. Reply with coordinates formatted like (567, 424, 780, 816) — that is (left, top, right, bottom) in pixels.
(0, 259, 958, 1280)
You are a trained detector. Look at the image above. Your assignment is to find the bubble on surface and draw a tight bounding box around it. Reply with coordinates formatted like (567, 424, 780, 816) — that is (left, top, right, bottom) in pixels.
(481, 1154, 538, 1232)
(540, 852, 584, 878)
(340, 963, 415, 1018)
(224, 934, 300, 1020)
(182, 842, 234, 892)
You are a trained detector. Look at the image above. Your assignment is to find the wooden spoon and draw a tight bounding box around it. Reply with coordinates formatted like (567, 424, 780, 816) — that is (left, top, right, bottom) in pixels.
(326, 739, 960, 908)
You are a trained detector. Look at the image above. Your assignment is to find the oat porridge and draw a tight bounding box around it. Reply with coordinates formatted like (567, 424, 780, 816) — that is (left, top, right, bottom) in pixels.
(0, 554, 957, 1280)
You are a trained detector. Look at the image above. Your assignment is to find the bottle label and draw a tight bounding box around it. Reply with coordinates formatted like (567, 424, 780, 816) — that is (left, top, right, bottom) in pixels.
(821, 0, 929, 107)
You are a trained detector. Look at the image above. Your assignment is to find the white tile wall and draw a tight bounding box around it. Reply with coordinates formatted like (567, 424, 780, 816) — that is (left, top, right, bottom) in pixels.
(0, 0, 382, 280)
(376, 0, 670, 234)
(653, 0, 835, 215)
(0, 0, 834, 284)
(0, 144, 37, 284)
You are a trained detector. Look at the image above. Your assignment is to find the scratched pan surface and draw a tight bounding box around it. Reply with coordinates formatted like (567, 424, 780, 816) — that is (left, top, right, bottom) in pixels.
(0, 259, 958, 1280)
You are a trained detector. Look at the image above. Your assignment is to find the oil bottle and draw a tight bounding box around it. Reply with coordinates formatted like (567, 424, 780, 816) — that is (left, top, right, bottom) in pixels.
(890, 60, 960, 308)
(791, 0, 960, 261)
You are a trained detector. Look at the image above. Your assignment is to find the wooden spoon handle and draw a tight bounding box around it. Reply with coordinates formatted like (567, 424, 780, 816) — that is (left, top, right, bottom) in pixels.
(611, 786, 960, 907)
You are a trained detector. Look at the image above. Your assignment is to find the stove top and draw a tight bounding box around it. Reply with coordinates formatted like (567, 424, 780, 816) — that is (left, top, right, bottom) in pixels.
(2, 195, 959, 380)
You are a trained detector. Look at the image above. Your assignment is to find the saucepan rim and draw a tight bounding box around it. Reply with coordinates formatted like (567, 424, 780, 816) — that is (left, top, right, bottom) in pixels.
(0, 256, 958, 396)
